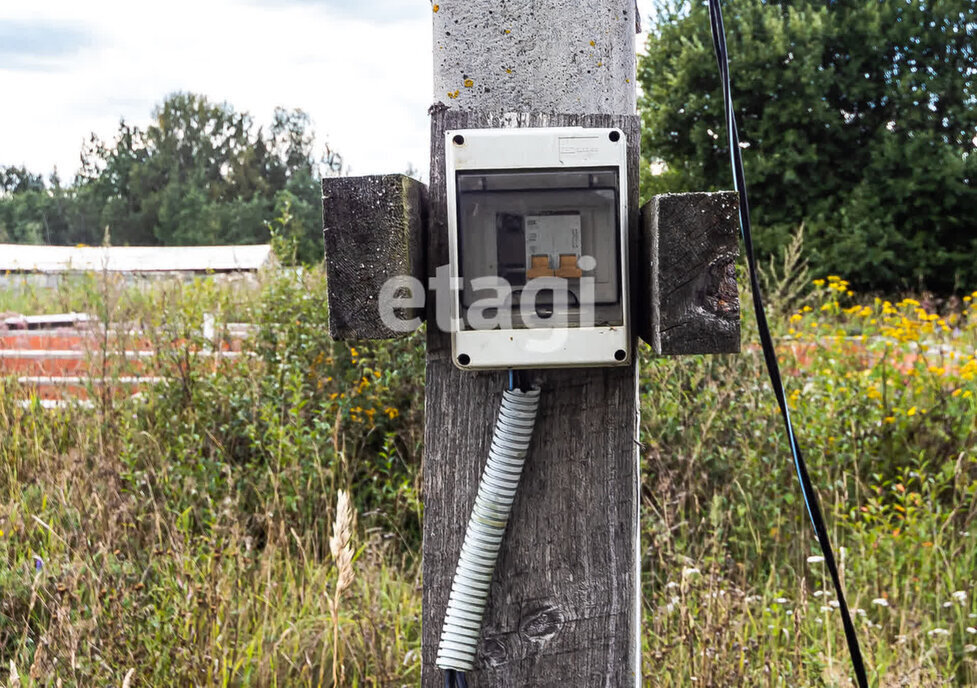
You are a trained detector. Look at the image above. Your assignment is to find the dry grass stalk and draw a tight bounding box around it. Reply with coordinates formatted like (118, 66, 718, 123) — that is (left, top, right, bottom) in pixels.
(327, 489, 356, 686)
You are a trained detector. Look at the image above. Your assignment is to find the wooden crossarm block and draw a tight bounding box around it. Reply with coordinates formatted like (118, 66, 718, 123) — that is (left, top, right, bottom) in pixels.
(321, 174, 427, 340)
(637, 191, 741, 355)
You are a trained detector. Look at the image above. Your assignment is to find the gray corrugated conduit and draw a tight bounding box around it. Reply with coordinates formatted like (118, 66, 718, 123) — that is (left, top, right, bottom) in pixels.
(436, 386, 541, 673)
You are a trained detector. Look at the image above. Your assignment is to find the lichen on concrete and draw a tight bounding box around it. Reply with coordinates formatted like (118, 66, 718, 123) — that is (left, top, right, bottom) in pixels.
(432, 0, 637, 115)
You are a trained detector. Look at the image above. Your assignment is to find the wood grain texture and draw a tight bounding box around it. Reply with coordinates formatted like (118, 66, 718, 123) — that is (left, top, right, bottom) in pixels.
(321, 174, 426, 340)
(422, 108, 641, 688)
(637, 191, 741, 356)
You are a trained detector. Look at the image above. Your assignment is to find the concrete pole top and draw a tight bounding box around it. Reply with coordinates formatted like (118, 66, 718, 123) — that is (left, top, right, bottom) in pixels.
(432, 0, 639, 116)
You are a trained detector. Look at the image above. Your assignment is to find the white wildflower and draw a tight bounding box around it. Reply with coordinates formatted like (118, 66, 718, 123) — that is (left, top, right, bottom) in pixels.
(682, 567, 701, 577)
(966, 627, 976, 635)
(806, 555, 825, 564)
(928, 628, 951, 637)
(871, 598, 889, 607)
(775, 597, 789, 604)
(952, 591, 968, 604)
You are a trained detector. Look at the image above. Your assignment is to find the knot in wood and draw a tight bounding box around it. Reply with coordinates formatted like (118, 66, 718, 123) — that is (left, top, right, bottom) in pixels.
(518, 604, 565, 644)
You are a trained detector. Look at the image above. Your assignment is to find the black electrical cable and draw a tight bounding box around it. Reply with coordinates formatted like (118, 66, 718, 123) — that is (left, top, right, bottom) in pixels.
(442, 666, 469, 686)
(509, 368, 531, 393)
(705, 1, 870, 686)
(443, 669, 467, 687)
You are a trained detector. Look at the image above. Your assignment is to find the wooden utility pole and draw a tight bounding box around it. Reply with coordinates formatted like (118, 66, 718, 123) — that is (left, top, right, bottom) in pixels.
(321, 2, 739, 685)
(424, 4, 642, 684)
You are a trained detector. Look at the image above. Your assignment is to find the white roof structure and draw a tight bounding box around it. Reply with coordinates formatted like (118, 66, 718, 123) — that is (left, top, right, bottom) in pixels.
(0, 244, 273, 273)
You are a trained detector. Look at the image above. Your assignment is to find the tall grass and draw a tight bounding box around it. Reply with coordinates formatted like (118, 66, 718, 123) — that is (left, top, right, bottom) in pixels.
(1, 263, 424, 687)
(1, 248, 975, 685)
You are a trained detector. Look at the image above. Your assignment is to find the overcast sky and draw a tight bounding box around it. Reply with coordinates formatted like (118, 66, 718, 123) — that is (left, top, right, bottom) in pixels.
(0, 1, 655, 182)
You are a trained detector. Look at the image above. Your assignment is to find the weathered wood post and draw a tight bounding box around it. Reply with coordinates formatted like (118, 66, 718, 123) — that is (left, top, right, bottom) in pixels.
(322, 2, 740, 685)
(424, 4, 643, 685)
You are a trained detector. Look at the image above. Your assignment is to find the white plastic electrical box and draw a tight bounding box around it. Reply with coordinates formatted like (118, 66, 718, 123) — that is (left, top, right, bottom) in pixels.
(445, 126, 630, 370)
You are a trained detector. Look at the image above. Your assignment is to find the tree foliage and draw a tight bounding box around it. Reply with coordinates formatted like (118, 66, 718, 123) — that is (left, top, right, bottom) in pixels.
(0, 93, 335, 263)
(639, 0, 977, 292)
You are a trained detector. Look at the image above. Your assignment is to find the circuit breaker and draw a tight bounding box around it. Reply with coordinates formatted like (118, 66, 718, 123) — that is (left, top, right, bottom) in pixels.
(445, 127, 630, 369)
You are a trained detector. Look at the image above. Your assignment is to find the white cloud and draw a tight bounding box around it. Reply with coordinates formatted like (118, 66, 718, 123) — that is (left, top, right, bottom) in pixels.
(0, 0, 433, 180)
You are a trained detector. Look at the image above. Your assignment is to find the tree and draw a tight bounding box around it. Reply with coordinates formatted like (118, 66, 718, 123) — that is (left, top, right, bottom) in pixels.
(639, 0, 977, 292)
(0, 93, 335, 263)
(0, 166, 44, 196)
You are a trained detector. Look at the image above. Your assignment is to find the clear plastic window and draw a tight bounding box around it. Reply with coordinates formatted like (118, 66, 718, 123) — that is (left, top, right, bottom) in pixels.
(456, 168, 622, 331)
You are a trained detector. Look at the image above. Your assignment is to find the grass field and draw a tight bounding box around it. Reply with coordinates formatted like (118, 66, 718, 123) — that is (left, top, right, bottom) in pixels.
(1, 254, 975, 686)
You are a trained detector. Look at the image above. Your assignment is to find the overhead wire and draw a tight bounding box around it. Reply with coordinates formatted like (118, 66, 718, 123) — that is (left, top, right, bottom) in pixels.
(705, 1, 869, 686)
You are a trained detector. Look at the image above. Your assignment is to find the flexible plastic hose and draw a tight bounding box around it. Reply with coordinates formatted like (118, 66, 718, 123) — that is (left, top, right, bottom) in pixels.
(436, 386, 541, 672)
